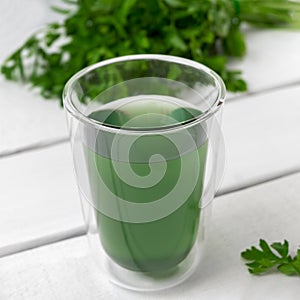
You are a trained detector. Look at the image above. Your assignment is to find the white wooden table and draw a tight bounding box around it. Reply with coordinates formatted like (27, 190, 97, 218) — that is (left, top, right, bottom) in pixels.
(1, 1, 300, 299)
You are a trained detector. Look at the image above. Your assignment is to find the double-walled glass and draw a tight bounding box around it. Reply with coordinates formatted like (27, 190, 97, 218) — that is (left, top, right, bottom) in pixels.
(63, 55, 226, 291)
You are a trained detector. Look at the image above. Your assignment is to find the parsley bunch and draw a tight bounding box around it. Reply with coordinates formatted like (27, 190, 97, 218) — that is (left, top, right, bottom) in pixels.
(1, 0, 300, 105)
(241, 239, 300, 276)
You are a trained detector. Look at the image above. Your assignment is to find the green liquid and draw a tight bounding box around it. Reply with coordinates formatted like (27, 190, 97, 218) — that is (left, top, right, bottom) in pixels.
(84, 96, 207, 272)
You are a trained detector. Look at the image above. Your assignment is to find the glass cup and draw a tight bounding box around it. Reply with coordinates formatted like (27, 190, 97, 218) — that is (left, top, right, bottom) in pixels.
(63, 54, 226, 291)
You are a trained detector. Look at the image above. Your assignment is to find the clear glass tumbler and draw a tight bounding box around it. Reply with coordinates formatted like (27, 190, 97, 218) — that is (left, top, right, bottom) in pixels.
(63, 54, 226, 291)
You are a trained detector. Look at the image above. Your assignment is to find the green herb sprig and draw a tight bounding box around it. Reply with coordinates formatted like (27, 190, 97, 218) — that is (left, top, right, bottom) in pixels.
(1, 0, 300, 105)
(241, 239, 300, 276)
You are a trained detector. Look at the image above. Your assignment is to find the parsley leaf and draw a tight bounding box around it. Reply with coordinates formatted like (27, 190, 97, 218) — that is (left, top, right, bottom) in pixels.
(241, 239, 300, 276)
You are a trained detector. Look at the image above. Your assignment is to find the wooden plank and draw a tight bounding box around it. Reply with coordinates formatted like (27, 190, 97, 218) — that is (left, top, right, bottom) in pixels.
(1, 172, 299, 299)
(220, 85, 300, 193)
(0, 78, 68, 156)
(0, 143, 84, 257)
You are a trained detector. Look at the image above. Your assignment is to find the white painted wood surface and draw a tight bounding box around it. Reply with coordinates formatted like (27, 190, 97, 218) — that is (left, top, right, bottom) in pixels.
(0, 1, 300, 265)
(0, 143, 84, 257)
(1, 1, 300, 298)
(0, 78, 68, 156)
(222, 85, 300, 193)
(1, 173, 300, 300)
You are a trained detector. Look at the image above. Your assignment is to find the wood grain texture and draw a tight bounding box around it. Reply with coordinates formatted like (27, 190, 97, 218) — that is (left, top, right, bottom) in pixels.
(1, 173, 300, 300)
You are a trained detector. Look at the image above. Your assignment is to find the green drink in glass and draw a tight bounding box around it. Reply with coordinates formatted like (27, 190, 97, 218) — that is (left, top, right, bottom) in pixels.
(84, 95, 208, 272)
(63, 55, 226, 291)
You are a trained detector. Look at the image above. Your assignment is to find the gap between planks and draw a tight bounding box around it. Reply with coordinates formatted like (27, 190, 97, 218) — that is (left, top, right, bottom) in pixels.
(0, 137, 69, 160)
(228, 79, 300, 102)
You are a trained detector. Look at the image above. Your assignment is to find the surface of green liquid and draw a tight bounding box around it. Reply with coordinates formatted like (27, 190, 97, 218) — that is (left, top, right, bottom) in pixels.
(84, 96, 208, 272)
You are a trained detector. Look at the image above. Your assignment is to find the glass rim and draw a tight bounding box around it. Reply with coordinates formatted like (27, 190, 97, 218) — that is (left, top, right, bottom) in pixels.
(63, 54, 226, 134)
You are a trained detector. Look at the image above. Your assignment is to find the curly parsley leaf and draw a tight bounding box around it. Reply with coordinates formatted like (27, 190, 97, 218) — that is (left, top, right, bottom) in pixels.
(241, 239, 300, 276)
